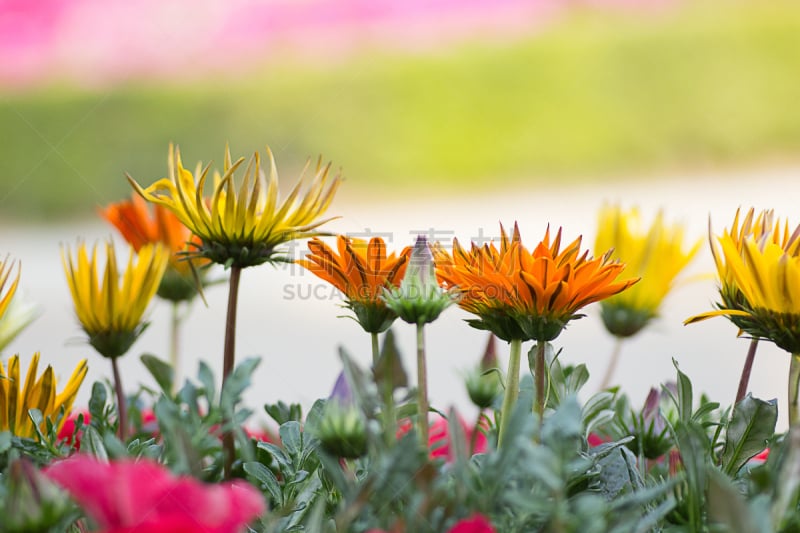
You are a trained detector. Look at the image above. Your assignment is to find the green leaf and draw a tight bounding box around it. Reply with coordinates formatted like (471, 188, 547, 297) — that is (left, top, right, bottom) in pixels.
(707, 467, 763, 533)
(772, 426, 800, 528)
(373, 329, 408, 392)
(265, 401, 303, 426)
(27, 409, 46, 443)
(88, 382, 108, 422)
(0, 431, 11, 453)
(674, 421, 709, 530)
(280, 421, 303, 459)
(257, 441, 293, 473)
(591, 445, 639, 499)
(582, 391, 615, 434)
(672, 358, 693, 423)
(243, 461, 283, 506)
(82, 426, 109, 462)
(140, 353, 174, 396)
(304, 399, 326, 434)
(721, 395, 777, 476)
(220, 357, 260, 413)
(197, 361, 216, 406)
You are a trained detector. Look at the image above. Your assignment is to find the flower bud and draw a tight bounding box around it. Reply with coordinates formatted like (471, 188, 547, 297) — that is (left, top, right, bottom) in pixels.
(465, 334, 502, 409)
(465, 369, 502, 410)
(384, 235, 457, 325)
(316, 402, 368, 459)
(1, 459, 72, 532)
(600, 303, 654, 338)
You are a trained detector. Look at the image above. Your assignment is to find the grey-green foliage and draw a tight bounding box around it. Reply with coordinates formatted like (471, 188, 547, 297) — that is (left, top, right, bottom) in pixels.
(3, 339, 798, 532)
(240, 345, 678, 533)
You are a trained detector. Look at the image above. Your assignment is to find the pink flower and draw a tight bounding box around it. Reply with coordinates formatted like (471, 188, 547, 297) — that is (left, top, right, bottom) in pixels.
(587, 433, 606, 447)
(449, 514, 496, 533)
(44, 455, 264, 533)
(397, 412, 488, 461)
(428, 415, 488, 459)
(57, 410, 90, 448)
(366, 514, 495, 533)
(752, 448, 770, 463)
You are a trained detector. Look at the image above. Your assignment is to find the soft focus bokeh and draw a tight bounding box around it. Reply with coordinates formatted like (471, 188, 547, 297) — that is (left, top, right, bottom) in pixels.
(2, 0, 799, 424)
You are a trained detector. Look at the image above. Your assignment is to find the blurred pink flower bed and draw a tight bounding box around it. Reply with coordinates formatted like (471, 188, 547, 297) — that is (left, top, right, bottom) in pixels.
(0, 0, 670, 88)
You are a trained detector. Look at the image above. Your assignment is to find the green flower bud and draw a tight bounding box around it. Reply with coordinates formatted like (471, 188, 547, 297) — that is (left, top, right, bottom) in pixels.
(600, 302, 655, 338)
(466, 334, 502, 409)
(384, 235, 458, 325)
(156, 266, 203, 303)
(0, 458, 73, 533)
(466, 369, 502, 410)
(316, 402, 368, 459)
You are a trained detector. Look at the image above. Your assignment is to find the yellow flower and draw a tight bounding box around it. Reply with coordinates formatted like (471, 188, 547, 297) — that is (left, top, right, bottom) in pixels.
(0, 257, 21, 326)
(595, 206, 700, 337)
(435, 223, 638, 342)
(686, 208, 800, 352)
(298, 236, 411, 333)
(100, 189, 207, 303)
(128, 144, 341, 268)
(61, 241, 168, 358)
(0, 353, 87, 438)
(0, 291, 40, 353)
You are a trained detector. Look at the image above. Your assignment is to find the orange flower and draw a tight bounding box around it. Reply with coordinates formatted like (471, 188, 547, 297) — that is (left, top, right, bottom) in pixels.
(435, 223, 638, 342)
(100, 194, 205, 302)
(100, 194, 197, 272)
(298, 236, 411, 333)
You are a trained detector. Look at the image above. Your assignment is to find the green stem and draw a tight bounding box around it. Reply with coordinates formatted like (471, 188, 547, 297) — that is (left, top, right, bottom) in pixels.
(169, 302, 181, 394)
(598, 337, 623, 391)
(735, 338, 759, 405)
(498, 338, 522, 449)
(383, 385, 397, 447)
(371, 332, 380, 368)
(111, 357, 127, 442)
(534, 341, 546, 422)
(469, 411, 483, 455)
(222, 266, 242, 479)
(789, 353, 800, 428)
(416, 323, 429, 448)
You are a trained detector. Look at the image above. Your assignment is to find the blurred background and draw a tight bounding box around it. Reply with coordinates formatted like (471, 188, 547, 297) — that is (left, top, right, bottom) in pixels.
(2, 0, 799, 425)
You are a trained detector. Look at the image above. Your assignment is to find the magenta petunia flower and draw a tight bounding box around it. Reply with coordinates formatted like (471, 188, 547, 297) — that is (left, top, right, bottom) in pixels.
(44, 455, 264, 533)
(449, 514, 496, 533)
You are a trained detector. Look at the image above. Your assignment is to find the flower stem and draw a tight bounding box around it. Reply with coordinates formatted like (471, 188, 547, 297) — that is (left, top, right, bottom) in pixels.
(371, 332, 379, 368)
(416, 323, 429, 448)
(169, 301, 181, 394)
(110, 357, 127, 441)
(789, 353, 800, 428)
(598, 337, 623, 391)
(735, 338, 759, 405)
(469, 411, 484, 455)
(534, 341, 547, 422)
(498, 338, 522, 449)
(222, 266, 242, 479)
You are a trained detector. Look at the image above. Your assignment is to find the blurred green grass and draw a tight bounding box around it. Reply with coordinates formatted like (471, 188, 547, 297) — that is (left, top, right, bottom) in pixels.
(2, 1, 800, 220)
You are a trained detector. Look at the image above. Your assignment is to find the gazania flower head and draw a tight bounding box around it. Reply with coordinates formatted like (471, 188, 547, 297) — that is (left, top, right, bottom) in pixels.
(0, 257, 35, 352)
(0, 353, 87, 438)
(687, 208, 800, 353)
(62, 241, 168, 358)
(100, 188, 205, 302)
(128, 144, 341, 269)
(0, 256, 21, 325)
(298, 235, 412, 333)
(435, 223, 638, 342)
(0, 291, 40, 353)
(595, 205, 700, 337)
